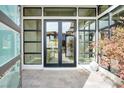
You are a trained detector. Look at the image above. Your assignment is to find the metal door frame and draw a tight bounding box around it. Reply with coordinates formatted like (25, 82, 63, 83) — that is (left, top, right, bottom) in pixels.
(44, 19, 76, 67)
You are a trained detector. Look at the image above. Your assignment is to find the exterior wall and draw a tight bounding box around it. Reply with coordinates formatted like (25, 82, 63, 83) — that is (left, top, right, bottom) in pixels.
(0, 5, 21, 88)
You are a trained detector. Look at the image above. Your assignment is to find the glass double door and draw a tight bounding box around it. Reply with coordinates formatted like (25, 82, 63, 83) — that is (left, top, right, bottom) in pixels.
(44, 20, 76, 67)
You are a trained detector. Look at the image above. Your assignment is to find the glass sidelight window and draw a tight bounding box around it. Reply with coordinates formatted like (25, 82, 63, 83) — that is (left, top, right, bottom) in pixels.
(24, 43, 41, 53)
(24, 31, 41, 41)
(78, 19, 96, 64)
(24, 19, 41, 30)
(23, 19, 42, 64)
(24, 54, 41, 64)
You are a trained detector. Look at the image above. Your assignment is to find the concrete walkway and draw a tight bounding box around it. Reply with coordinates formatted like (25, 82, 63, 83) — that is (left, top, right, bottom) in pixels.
(22, 69, 90, 88)
(83, 71, 117, 88)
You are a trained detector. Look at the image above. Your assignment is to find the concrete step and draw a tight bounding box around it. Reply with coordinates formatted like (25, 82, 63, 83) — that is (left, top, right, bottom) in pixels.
(83, 71, 117, 88)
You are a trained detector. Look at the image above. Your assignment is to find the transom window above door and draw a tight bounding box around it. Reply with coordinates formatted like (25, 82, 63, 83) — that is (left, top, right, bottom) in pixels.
(44, 7, 77, 16)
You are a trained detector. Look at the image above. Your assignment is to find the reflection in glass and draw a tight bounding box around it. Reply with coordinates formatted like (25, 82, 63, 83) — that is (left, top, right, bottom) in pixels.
(46, 22, 58, 64)
(62, 22, 75, 64)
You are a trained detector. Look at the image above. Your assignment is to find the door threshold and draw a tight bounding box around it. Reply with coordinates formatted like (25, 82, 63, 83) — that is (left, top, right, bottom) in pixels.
(43, 67, 78, 70)
(22, 65, 43, 70)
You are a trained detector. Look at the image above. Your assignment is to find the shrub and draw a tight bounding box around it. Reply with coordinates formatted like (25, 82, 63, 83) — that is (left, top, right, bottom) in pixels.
(99, 27, 124, 79)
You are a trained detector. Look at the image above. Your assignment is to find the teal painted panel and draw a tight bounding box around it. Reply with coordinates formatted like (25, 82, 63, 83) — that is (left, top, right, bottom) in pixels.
(0, 5, 20, 26)
(0, 60, 20, 88)
(0, 22, 20, 67)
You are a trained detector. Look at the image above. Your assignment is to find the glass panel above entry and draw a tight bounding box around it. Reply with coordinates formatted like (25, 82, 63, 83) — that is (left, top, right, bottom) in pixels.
(44, 7, 76, 16)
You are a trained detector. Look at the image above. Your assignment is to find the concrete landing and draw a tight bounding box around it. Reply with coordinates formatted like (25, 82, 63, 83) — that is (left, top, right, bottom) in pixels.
(22, 69, 90, 88)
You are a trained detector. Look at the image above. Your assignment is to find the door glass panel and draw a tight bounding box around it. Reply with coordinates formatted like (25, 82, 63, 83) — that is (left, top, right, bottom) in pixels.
(46, 22, 58, 64)
(62, 22, 75, 64)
